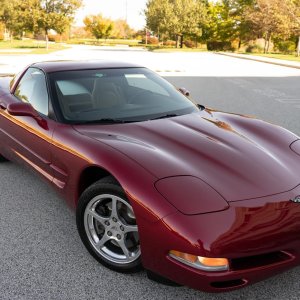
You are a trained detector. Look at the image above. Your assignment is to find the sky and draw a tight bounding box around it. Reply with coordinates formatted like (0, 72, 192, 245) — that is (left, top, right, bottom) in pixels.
(75, 0, 147, 30)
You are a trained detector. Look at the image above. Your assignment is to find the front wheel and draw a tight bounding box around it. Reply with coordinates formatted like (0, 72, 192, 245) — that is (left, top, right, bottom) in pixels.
(76, 176, 142, 273)
(0, 154, 9, 162)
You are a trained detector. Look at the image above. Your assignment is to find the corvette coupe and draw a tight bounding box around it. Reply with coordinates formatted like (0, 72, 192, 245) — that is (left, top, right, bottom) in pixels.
(1, 61, 300, 292)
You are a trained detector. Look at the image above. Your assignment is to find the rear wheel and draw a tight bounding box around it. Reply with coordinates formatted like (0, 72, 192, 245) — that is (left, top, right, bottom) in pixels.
(76, 176, 142, 273)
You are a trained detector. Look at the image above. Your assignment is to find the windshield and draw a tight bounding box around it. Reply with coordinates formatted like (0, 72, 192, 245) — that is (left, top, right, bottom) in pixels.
(48, 67, 198, 124)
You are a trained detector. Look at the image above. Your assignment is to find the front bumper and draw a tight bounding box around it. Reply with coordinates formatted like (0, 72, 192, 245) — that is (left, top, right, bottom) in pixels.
(138, 184, 300, 292)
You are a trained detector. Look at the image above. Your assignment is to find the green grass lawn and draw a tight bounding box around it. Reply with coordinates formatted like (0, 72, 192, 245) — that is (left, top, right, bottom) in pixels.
(68, 38, 142, 47)
(150, 47, 207, 52)
(244, 53, 300, 63)
(0, 39, 68, 54)
(68, 39, 207, 51)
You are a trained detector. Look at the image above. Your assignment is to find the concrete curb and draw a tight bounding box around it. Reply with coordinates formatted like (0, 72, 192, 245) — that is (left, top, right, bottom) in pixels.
(215, 52, 300, 70)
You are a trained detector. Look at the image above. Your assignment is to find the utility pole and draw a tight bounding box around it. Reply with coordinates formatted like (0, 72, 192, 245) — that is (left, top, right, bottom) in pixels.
(145, 27, 148, 45)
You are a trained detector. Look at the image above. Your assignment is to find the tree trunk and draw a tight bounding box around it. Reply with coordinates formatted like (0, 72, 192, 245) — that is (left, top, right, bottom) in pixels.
(45, 31, 49, 51)
(266, 34, 271, 53)
(176, 35, 179, 48)
(4, 26, 8, 41)
(264, 32, 271, 54)
(263, 38, 267, 54)
(297, 36, 300, 57)
(180, 35, 183, 48)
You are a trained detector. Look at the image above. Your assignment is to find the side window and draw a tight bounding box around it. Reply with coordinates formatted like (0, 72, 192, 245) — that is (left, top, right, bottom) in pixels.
(125, 74, 169, 96)
(14, 68, 49, 116)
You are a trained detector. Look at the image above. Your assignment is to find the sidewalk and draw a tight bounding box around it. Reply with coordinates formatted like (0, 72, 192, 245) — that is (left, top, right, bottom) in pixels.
(216, 52, 300, 70)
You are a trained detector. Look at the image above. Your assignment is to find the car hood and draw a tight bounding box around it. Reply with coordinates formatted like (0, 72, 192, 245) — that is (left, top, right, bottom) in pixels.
(74, 110, 300, 201)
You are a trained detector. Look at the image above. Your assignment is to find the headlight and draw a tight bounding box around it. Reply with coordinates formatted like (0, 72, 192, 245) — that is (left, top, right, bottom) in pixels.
(155, 176, 229, 215)
(291, 140, 300, 156)
(169, 250, 229, 272)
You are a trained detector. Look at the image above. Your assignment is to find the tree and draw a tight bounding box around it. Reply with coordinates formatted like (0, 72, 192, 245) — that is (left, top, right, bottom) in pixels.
(203, 0, 300, 52)
(171, 0, 207, 47)
(111, 19, 134, 39)
(145, 0, 173, 41)
(38, 0, 82, 49)
(0, 0, 81, 44)
(84, 15, 114, 41)
(145, 0, 207, 48)
(204, 1, 237, 43)
(291, 0, 300, 56)
(221, 0, 256, 47)
(0, 0, 32, 38)
(243, 0, 296, 53)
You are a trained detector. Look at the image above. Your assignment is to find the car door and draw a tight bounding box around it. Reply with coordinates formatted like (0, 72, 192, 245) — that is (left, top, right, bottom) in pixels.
(0, 67, 57, 183)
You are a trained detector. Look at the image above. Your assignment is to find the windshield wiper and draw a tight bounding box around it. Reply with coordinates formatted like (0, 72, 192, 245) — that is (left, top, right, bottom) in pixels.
(150, 114, 179, 120)
(75, 118, 134, 125)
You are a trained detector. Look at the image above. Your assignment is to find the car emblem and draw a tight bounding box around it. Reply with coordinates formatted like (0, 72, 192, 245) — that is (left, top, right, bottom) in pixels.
(290, 195, 300, 203)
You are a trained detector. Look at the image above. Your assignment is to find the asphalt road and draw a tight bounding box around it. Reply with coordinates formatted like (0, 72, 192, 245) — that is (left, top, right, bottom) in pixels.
(1, 47, 300, 299)
(166, 75, 300, 137)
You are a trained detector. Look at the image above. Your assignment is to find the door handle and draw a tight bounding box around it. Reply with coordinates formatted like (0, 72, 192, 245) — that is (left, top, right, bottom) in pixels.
(0, 102, 6, 110)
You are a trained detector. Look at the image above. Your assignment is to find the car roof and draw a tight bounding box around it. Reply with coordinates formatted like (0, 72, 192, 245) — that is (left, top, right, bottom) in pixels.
(31, 60, 144, 73)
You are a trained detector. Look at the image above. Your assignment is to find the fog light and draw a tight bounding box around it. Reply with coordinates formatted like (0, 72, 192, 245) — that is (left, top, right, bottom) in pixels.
(169, 250, 229, 272)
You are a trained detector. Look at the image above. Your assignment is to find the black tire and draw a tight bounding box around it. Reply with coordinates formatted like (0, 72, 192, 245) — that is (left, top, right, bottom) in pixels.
(76, 176, 142, 273)
(0, 154, 9, 162)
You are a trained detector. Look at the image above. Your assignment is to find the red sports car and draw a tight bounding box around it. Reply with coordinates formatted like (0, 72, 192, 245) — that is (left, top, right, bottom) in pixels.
(1, 61, 300, 292)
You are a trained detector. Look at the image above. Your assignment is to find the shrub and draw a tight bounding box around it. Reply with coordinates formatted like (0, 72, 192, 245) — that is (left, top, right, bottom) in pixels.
(164, 40, 176, 47)
(142, 36, 159, 45)
(207, 41, 233, 51)
(183, 40, 196, 48)
(245, 44, 263, 53)
(275, 41, 296, 54)
(48, 34, 57, 42)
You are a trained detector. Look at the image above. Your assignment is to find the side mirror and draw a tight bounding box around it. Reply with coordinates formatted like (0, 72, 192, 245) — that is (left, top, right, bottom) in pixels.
(7, 102, 48, 130)
(7, 102, 39, 117)
(179, 87, 190, 97)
